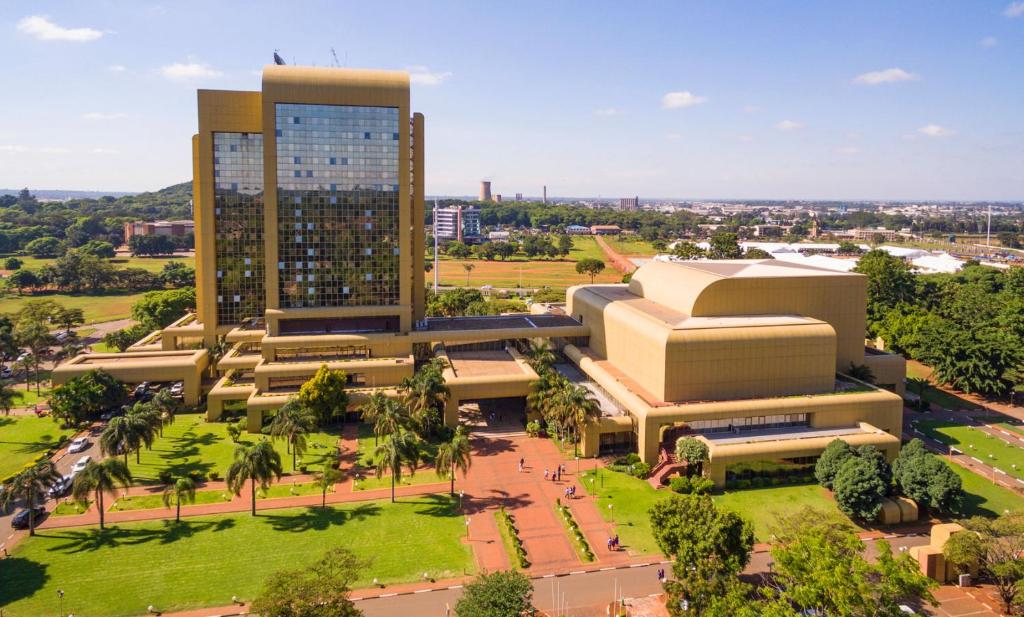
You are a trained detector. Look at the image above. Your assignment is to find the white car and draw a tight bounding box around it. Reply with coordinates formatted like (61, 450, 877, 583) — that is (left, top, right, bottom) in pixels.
(71, 456, 92, 475)
(169, 382, 184, 398)
(67, 437, 89, 454)
(0, 367, 12, 379)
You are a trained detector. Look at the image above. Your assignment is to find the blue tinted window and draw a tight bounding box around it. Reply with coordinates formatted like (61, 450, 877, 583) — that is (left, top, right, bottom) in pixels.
(364, 132, 371, 139)
(294, 157, 301, 164)
(329, 157, 336, 165)
(294, 171, 301, 178)
(392, 132, 399, 140)
(305, 170, 313, 177)
(275, 129, 282, 137)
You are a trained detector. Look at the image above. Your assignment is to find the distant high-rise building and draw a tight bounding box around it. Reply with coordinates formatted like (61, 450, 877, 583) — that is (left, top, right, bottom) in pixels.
(543, 185, 547, 204)
(494, 194, 502, 203)
(619, 196, 639, 211)
(434, 205, 481, 243)
(515, 192, 523, 201)
(479, 181, 492, 202)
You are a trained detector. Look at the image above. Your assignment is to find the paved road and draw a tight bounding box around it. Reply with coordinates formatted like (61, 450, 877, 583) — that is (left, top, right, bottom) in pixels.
(0, 423, 104, 552)
(356, 535, 930, 617)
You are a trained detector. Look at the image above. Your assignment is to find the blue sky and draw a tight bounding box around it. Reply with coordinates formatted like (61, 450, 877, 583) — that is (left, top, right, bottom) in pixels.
(1, 1, 1022, 200)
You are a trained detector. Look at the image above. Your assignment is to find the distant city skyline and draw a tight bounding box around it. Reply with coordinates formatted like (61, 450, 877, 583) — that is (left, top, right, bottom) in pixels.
(1, 1, 1023, 200)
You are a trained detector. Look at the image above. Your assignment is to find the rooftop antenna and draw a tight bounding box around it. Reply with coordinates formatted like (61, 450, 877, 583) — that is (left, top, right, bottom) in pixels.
(330, 47, 341, 68)
(273, 50, 286, 66)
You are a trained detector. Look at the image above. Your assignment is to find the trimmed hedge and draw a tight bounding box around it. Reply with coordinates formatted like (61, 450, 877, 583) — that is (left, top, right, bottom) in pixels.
(556, 498, 595, 562)
(497, 507, 530, 569)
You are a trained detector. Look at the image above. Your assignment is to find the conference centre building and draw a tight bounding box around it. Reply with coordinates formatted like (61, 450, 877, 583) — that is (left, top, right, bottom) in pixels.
(53, 64, 907, 485)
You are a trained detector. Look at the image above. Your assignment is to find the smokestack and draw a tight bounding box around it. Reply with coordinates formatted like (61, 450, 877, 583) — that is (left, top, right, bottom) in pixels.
(479, 181, 492, 202)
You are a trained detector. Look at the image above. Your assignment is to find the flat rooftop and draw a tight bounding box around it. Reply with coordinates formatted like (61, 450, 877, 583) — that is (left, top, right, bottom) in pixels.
(424, 314, 582, 332)
(664, 259, 861, 279)
(701, 424, 875, 446)
(447, 350, 530, 378)
(555, 362, 626, 417)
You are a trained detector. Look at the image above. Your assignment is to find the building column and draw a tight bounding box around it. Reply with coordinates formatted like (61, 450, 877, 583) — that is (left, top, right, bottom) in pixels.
(247, 409, 263, 433)
(444, 397, 460, 428)
(206, 397, 224, 422)
(639, 421, 662, 465)
(707, 459, 727, 488)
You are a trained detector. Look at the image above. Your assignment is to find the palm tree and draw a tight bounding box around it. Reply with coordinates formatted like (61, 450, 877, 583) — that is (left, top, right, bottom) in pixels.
(162, 477, 196, 523)
(462, 262, 475, 286)
(100, 416, 134, 465)
(401, 365, 450, 437)
(71, 459, 132, 530)
(0, 382, 22, 415)
(0, 461, 61, 535)
(313, 463, 343, 508)
(371, 396, 409, 444)
(557, 383, 600, 455)
(526, 340, 556, 373)
(847, 363, 876, 384)
(226, 439, 284, 515)
(126, 405, 162, 462)
(269, 400, 317, 469)
(206, 339, 229, 376)
(374, 429, 421, 503)
(907, 377, 929, 408)
(151, 389, 179, 436)
(358, 392, 394, 446)
(527, 370, 565, 430)
(435, 426, 472, 496)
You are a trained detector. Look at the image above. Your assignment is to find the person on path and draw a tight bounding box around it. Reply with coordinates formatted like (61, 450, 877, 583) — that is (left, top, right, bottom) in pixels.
(544, 468, 549, 479)
(607, 538, 613, 551)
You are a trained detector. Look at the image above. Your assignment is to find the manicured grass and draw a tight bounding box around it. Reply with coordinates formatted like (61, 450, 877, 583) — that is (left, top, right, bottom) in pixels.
(7, 387, 51, 408)
(0, 291, 147, 323)
(580, 468, 857, 551)
(257, 480, 333, 500)
(3, 254, 193, 274)
(0, 415, 74, 479)
(949, 460, 1024, 518)
(997, 422, 1024, 438)
(916, 419, 1024, 482)
(0, 494, 473, 617)
(125, 414, 341, 484)
(602, 237, 660, 257)
(352, 469, 447, 492)
(906, 361, 980, 411)
(110, 490, 232, 512)
(52, 500, 90, 516)
(90, 341, 117, 353)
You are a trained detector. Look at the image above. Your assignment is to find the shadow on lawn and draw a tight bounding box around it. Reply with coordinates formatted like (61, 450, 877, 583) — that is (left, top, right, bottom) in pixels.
(0, 556, 48, 606)
(259, 502, 383, 532)
(0, 416, 14, 427)
(36, 519, 236, 554)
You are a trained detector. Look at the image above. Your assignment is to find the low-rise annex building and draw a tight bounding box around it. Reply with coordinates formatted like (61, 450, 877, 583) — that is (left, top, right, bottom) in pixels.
(54, 64, 906, 484)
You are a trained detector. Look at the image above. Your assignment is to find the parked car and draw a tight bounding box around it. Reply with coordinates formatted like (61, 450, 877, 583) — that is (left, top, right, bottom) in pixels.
(11, 506, 46, 529)
(71, 456, 91, 475)
(67, 437, 89, 453)
(54, 331, 70, 343)
(169, 381, 184, 398)
(15, 351, 30, 363)
(48, 475, 72, 498)
(0, 366, 12, 379)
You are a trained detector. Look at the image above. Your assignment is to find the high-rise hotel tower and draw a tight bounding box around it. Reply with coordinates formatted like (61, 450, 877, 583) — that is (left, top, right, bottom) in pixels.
(193, 66, 426, 342)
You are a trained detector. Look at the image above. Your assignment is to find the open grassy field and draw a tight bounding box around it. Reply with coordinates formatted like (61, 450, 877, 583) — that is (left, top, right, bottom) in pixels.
(1, 254, 194, 275)
(579, 468, 854, 551)
(602, 237, 660, 257)
(0, 495, 473, 617)
(916, 419, 1024, 482)
(434, 236, 625, 290)
(0, 291, 147, 323)
(125, 414, 342, 484)
(352, 423, 450, 491)
(0, 415, 75, 479)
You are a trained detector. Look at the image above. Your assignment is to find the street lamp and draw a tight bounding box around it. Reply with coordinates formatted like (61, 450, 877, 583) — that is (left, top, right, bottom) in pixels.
(465, 517, 471, 541)
(459, 490, 464, 511)
(575, 455, 579, 475)
(57, 589, 64, 617)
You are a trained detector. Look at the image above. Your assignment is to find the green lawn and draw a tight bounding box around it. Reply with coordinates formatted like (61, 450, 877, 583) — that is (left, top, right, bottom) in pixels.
(906, 362, 980, 411)
(568, 236, 611, 261)
(580, 468, 857, 551)
(997, 422, 1024, 438)
(110, 490, 232, 512)
(4, 254, 193, 274)
(0, 291, 147, 323)
(1, 495, 473, 617)
(0, 415, 74, 480)
(353, 423, 448, 491)
(51, 500, 90, 516)
(355, 422, 441, 467)
(949, 461, 1024, 518)
(602, 236, 659, 257)
(915, 419, 1024, 482)
(6, 386, 51, 408)
(126, 414, 342, 484)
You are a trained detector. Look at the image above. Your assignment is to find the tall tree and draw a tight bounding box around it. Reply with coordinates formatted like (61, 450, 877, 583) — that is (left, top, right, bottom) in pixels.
(435, 425, 472, 496)
(358, 392, 404, 445)
(0, 461, 61, 535)
(162, 477, 196, 523)
(269, 400, 317, 469)
(0, 382, 22, 415)
(71, 459, 132, 530)
(313, 463, 343, 509)
(707, 232, 743, 259)
(400, 362, 449, 436)
(852, 249, 916, 331)
(674, 437, 710, 477)
(454, 570, 533, 617)
(298, 364, 349, 426)
(251, 547, 366, 617)
(226, 439, 284, 515)
(374, 429, 421, 503)
(574, 258, 606, 283)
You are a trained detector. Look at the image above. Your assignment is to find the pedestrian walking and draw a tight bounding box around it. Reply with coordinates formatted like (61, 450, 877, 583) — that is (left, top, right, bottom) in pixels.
(544, 468, 549, 479)
(607, 538, 613, 551)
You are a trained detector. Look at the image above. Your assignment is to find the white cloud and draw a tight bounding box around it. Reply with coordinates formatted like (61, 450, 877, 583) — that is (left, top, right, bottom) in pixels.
(17, 15, 103, 42)
(0, 145, 28, 153)
(107, 64, 127, 72)
(160, 62, 222, 80)
(918, 124, 955, 138)
(91, 147, 118, 154)
(406, 66, 452, 86)
(775, 120, 803, 131)
(82, 112, 127, 121)
(979, 36, 999, 48)
(835, 146, 861, 155)
(852, 67, 919, 85)
(0, 145, 71, 154)
(593, 107, 621, 117)
(1005, 1, 1024, 17)
(742, 105, 759, 113)
(666, 132, 682, 141)
(661, 91, 707, 109)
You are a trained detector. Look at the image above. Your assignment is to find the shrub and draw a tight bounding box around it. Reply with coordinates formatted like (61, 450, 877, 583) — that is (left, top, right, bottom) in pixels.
(158, 470, 174, 484)
(187, 470, 206, 482)
(525, 420, 542, 437)
(734, 479, 751, 489)
(208, 470, 220, 481)
(670, 476, 692, 494)
(630, 462, 651, 479)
